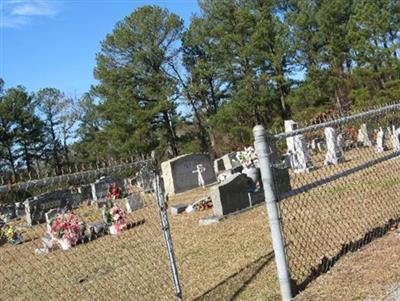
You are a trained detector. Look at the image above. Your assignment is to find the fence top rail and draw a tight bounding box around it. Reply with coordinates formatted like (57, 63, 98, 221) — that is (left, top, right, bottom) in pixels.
(273, 103, 400, 140)
(0, 159, 152, 195)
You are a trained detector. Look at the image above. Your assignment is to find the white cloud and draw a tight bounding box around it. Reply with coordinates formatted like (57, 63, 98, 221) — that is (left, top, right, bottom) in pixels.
(1, 0, 62, 28)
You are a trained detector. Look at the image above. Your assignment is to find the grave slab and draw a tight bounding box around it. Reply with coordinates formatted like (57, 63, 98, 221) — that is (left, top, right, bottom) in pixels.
(171, 203, 187, 215)
(199, 215, 221, 226)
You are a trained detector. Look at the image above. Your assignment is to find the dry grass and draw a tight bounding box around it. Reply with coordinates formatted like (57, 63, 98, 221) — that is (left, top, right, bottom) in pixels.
(295, 228, 400, 301)
(168, 188, 280, 300)
(1, 145, 400, 300)
(279, 146, 400, 286)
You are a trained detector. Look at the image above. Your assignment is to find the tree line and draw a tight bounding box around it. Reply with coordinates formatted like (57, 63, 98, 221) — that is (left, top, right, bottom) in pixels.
(1, 0, 399, 178)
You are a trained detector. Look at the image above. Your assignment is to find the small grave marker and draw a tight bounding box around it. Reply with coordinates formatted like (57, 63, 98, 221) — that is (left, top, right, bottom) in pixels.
(125, 194, 144, 213)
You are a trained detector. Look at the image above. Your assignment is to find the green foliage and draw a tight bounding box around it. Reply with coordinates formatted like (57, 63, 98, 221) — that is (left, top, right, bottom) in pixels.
(1, 0, 399, 170)
(91, 5, 183, 160)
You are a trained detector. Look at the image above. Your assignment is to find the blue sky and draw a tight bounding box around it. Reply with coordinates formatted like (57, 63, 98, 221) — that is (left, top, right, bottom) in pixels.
(1, 0, 200, 97)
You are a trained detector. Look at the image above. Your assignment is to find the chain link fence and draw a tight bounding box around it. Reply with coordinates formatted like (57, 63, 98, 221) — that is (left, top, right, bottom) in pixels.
(0, 159, 181, 301)
(262, 103, 400, 295)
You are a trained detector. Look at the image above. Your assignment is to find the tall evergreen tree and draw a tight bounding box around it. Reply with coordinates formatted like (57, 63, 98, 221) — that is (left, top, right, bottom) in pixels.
(36, 88, 66, 174)
(0, 79, 18, 177)
(6, 87, 45, 173)
(93, 5, 183, 159)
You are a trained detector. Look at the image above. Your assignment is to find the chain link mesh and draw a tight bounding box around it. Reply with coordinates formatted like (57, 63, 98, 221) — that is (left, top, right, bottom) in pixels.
(272, 104, 400, 291)
(0, 160, 177, 301)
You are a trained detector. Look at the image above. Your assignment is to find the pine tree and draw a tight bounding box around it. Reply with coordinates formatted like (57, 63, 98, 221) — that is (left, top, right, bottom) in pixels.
(93, 5, 183, 159)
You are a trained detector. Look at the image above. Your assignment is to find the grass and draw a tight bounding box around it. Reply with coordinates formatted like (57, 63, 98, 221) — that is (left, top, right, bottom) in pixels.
(1, 145, 400, 300)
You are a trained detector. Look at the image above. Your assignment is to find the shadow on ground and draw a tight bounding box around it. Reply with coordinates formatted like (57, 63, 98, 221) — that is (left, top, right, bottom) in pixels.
(193, 251, 275, 301)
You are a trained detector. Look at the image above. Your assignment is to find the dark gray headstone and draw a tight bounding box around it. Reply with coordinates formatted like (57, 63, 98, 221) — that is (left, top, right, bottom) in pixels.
(248, 191, 264, 207)
(125, 194, 144, 213)
(211, 173, 250, 216)
(24, 189, 78, 226)
(91, 176, 125, 200)
(271, 164, 291, 197)
(161, 153, 216, 196)
(78, 185, 92, 201)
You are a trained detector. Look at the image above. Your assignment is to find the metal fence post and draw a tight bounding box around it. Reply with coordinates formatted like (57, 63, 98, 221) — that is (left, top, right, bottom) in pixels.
(154, 174, 183, 301)
(253, 125, 293, 301)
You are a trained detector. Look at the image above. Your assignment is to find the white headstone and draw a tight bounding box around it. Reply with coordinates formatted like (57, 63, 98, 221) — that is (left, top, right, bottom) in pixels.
(376, 127, 386, 153)
(284, 120, 297, 154)
(390, 125, 400, 152)
(284, 120, 313, 172)
(324, 127, 343, 165)
(357, 123, 373, 146)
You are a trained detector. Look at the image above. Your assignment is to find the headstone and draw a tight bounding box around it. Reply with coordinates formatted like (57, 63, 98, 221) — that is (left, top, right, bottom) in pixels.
(324, 127, 344, 165)
(390, 125, 400, 152)
(91, 176, 125, 201)
(137, 168, 154, 193)
(248, 191, 264, 207)
(211, 173, 251, 216)
(376, 127, 386, 153)
(171, 203, 187, 215)
(24, 189, 77, 226)
(161, 153, 217, 196)
(213, 152, 241, 174)
(125, 194, 144, 213)
(285, 120, 313, 173)
(271, 164, 292, 196)
(357, 123, 373, 146)
(337, 133, 345, 153)
(292, 134, 313, 172)
(45, 209, 60, 227)
(15, 202, 25, 218)
(78, 185, 92, 201)
(284, 120, 297, 154)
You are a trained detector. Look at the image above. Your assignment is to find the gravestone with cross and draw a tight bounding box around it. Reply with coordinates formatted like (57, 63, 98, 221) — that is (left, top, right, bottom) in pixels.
(161, 153, 217, 196)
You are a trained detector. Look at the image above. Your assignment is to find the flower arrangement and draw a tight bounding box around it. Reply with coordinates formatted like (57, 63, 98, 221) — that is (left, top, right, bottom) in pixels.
(236, 146, 258, 168)
(185, 197, 213, 213)
(107, 183, 122, 200)
(102, 200, 127, 234)
(0, 221, 23, 245)
(49, 212, 84, 250)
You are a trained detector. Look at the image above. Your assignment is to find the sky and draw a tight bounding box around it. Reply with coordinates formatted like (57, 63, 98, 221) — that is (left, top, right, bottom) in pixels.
(1, 0, 200, 97)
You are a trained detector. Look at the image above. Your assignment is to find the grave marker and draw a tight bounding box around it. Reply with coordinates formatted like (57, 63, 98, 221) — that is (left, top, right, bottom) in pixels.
(376, 127, 386, 152)
(211, 173, 251, 216)
(357, 123, 373, 146)
(324, 127, 344, 165)
(24, 189, 78, 226)
(161, 153, 216, 196)
(125, 193, 144, 213)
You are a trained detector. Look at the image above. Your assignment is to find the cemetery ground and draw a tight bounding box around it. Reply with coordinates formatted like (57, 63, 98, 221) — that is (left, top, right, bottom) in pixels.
(294, 227, 400, 301)
(1, 145, 399, 300)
